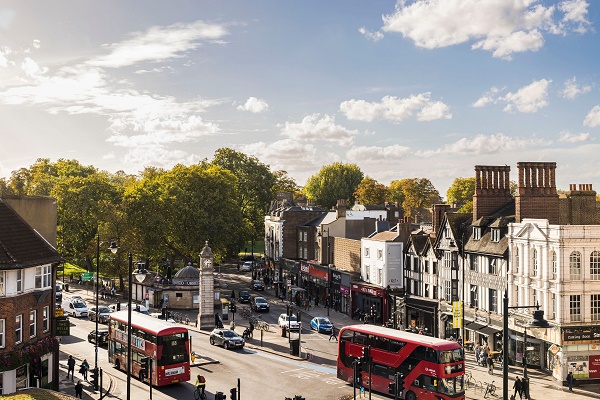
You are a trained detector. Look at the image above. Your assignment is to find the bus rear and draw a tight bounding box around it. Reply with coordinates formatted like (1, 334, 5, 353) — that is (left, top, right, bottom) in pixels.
(337, 325, 465, 400)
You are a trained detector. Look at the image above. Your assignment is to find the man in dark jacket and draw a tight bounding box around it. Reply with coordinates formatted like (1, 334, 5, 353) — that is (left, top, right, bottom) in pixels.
(513, 376, 522, 399)
(67, 355, 76, 381)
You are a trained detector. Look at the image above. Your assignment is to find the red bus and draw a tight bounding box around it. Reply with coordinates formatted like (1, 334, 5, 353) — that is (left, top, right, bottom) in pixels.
(337, 325, 465, 400)
(108, 310, 191, 386)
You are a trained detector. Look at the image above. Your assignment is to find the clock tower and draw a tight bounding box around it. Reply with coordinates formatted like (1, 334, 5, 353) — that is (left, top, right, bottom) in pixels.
(198, 241, 215, 329)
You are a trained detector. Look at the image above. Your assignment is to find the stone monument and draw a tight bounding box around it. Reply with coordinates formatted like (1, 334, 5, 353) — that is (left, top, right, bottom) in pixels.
(198, 241, 215, 329)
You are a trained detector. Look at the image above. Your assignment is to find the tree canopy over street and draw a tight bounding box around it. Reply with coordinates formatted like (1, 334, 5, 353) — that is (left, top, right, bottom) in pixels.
(304, 162, 364, 209)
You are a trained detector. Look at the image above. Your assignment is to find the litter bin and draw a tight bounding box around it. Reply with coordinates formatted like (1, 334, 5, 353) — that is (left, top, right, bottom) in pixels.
(290, 338, 300, 356)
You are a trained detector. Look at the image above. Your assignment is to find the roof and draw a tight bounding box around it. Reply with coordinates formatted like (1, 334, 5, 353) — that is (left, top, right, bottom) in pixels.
(369, 231, 400, 241)
(0, 199, 62, 270)
(110, 310, 188, 336)
(341, 324, 461, 350)
(465, 201, 515, 256)
(173, 264, 199, 280)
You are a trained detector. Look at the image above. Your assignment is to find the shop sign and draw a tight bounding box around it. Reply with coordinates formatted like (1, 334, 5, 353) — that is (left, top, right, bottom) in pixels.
(563, 327, 600, 342)
(332, 271, 342, 283)
(300, 264, 310, 273)
(55, 318, 70, 336)
(589, 355, 600, 379)
(352, 283, 384, 297)
(340, 286, 350, 295)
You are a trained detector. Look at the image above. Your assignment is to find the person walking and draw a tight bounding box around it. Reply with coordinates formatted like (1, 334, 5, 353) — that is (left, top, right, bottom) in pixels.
(329, 326, 338, 342)
(80, 359, 89, 381)
(475, 344, 481, 365)
(513, 376, 523, 399)
(567, 371, 574, 392)
(75, 380, 83, 399)
(67, 355, 75, 380)
(486, 354, 494, 375)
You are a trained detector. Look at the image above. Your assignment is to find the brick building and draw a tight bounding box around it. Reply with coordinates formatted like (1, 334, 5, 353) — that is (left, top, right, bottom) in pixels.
(0, 198, 62, 394)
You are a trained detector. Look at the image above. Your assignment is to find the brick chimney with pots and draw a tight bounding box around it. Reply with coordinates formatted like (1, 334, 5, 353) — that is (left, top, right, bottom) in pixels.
(561, 183, 597, 225)
(515, 162, 559, 223)
(432, 204, 450, 235)
(336, 199, 346, 218)
(473, 165, 512, 221)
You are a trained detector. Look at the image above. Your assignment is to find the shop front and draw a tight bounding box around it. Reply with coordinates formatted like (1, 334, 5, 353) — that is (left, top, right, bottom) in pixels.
(331, 269, 351, 316)
(281, 259, 300, 297)
(553, 326, 600, 383)
(350, 282, 388, 325)
(299, 261, 330, 307)
(405, 296, 438, 336)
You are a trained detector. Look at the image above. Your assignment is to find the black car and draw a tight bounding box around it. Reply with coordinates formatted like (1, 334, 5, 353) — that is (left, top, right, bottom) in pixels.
(88, 329, 109, 346)
(250, 296, 270, 312)
(88, 306, 112, 324)
(209, 329, 245, 350)
(238, 291, 251, 303)
(250, 280, 265, 291)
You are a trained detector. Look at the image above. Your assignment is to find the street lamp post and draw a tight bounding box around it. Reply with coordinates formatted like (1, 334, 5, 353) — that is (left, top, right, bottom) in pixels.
(94, 234, 118, 390)
(127, 252, 148, 400)
(502, 293, 551, 400)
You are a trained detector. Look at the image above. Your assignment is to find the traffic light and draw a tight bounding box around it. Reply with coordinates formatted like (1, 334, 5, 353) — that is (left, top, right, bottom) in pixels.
(215, 392, 226, 400)
(116, 301, 121, 311)
(230, 303, 236, 313)
(229, 387, 237, 400)
(353, 358, 363, 387)
(388, 381, 396, 395)
(140, 357, 150, 378)
(297, 311, 301, 323)
(362, 346, 371, 363)
(90, 367, 99, 389)
(397, 373, 405, 393)
(287, 304, 291, 316)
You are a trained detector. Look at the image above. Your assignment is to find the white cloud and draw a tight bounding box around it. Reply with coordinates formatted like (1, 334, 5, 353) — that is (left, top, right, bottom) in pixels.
(340, 93, 451, 123)
(471, 87, 502, 107)
(502, 79, 551, 113)
(583, 105, 600, 128)
(237, 97, 269, 113)
(32, 40, 41, 49)
(417, 133, 551, 156)
(87, 20, 228, 68)
(358, 27, 384, 41)
(346, 144, 411, 162)
(559, 130, 590, 142)
(280, 113, 357, 146)
(21, 57, 48, 79)
(0, 9, 16, 30)
(561, 76, 591, 100)
(240, 139, 320, 175)
(381, 0, 590, 59)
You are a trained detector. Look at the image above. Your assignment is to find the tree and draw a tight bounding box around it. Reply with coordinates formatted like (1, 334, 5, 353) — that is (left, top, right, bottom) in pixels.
(211, 148, 276, 246)
(304, 162, 364, 209)
(446, 177, 475, 206)
(388, 178, 440, 216)
(354, 177, 388, 205)
(272, 170, 301, 196)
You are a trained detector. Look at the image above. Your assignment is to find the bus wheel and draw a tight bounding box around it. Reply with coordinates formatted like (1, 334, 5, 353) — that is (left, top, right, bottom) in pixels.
(405, 391, 416, 400)
(115, 359, 120, 371)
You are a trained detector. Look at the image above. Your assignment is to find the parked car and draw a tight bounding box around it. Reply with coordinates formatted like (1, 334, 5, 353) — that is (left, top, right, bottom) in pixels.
(56, 282, 63, 302)
(310, 317, 334, 334)
(108, 303, 150, 315)
(278, 313, 300, 331)
(62, 298, 89, 318)
(250, 279, 265, 291)
(209, 328, 245, 350)
(88, 329, 109, 346)
(238, 291, 251, 303)
(240, 261, 253, 272)
(250, 296, 270, 312)
(88, 306, 112, 323)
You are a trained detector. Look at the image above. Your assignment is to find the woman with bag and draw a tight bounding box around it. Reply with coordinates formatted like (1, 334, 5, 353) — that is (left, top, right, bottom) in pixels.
(80, 359, 89, 381)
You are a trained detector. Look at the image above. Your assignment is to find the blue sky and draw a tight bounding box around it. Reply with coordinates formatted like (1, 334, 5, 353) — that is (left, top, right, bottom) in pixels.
(0, 0, 598, 196)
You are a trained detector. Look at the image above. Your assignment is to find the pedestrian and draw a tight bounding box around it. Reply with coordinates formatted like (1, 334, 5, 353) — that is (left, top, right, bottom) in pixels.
(522, 377, 530, 400)
(67, 355, 75, 380)
(567, 371, 574, 392)
(329, 326, 338, 342)
(111, 286, 115, 298)
(75, 380, 83, 398)
(486, 355, 494, 375)
(475, 344, 481, 365)
(513, 376, 522, 399)
(80, 359, 89, 381)
(231, 289, 236, 300)
(100, 287, 105, 299)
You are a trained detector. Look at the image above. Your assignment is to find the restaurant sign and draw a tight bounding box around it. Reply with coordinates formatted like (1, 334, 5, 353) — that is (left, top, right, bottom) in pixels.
(563, 326, 600, 342)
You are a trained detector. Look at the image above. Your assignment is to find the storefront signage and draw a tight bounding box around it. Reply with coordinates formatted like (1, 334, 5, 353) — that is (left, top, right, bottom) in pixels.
(332, 271, 342, 283)
(55, 318, 70, 336)
(352, 283, 384, 297)
(563, 327, 600, 342)
(340, 286, 350, 295)
(589, 355, 600, 379)
(300, 262, 330, 280)
(452, 301, 463, 329)
(300, 264, 309, 273)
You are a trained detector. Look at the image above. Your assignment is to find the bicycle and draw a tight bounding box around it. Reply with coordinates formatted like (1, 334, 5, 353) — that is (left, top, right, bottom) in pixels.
(194, 386, 207, 400)
(465, 371, 476, 389)
(483, 380, 496, 398)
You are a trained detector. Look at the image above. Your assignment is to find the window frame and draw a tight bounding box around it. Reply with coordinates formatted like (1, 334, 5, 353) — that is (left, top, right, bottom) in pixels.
(29, 310, 36, 338)
(473, 227, 481, 240)
(591, 294, 600, 321)
(35, 265, 51, 289)
(16, 269, 22, 293)
(489, 289, 497, 312)
(43, 306, 49, 332)
(532, 248, 538, 276)
(569, 295, 582, 323)
(591, 251, 600, 280)
(491, 228, 500, 242)
(0, 318, 4, 348)
(0, 271, 4, 296)
(551, 251, 557, 280)
(15, 314, 22, 344)
(514, 247, 519, 273)
(570, 251, 582, 280)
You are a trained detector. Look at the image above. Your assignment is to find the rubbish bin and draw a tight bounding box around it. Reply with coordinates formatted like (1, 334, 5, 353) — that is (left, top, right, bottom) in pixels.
(281, 326, 287, 338)
(290, 338, 300, 356)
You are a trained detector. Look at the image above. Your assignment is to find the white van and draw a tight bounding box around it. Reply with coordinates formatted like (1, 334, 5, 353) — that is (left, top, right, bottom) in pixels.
(62, 297, 89, 318)
(108, 303, 150, 315)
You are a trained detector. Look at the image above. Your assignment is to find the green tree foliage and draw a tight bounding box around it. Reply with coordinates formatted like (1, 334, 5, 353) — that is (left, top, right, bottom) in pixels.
(388, 178, 440, 216)
(211, 148, 276, 244)
(446, 177, 475, 206)
(273, 170, 301, 196)
(354, 177, 389, 205)
(304, 162, 364, 209)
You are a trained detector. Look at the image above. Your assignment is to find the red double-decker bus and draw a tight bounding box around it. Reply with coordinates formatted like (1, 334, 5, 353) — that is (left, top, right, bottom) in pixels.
(337, 325, 465, 400)
(108, 310, 190, 386)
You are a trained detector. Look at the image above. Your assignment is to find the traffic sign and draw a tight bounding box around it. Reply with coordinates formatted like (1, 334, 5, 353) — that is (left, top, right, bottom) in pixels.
(81, 272, 94, 281)
(55, 308, 64, 317)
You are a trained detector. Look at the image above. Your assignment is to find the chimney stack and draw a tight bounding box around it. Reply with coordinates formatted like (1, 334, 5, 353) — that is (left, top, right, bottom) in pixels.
(515, 162, 559, 223)
(473, 165, 512, 220)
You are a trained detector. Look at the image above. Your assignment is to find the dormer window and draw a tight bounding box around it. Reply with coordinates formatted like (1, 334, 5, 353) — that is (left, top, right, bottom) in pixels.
(473, 227, 481, 240)
(491, 228, 500, 242)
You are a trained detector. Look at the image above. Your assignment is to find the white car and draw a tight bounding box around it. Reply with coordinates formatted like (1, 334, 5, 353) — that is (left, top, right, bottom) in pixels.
(278, 313, 300, 331)
(240, 261, 253, 272)
(109, 304, 150, 315)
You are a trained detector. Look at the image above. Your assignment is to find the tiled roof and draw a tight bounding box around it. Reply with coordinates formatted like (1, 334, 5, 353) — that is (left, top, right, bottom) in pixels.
(0, 200, 62, 270)
(369, 231, 400, 241)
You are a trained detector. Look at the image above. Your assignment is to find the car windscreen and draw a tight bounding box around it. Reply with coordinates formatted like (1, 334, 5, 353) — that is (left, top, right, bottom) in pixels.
(98, 307, 111, 313)
(255, 298, 267, 304)
(223, 331, 238, 338)
(73, 301, 86, 308)
(317, 318, 330, 324)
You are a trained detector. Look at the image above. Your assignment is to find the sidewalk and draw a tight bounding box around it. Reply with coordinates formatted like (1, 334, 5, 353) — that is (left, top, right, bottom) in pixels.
(57, 350, 114, 399)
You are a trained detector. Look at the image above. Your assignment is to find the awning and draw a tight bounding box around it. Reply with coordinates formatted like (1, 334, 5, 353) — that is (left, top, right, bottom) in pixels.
(480, 326, 502, 336)
(465, 322, 486, 331)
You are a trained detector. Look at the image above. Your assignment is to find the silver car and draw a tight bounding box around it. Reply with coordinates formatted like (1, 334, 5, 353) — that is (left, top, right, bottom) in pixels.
(209, 329, 245, 350)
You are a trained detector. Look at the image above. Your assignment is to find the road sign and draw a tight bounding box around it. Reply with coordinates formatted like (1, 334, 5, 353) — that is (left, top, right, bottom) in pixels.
(55, 308, 64, 317)
(81, 272, 94, 281)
